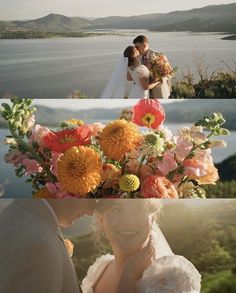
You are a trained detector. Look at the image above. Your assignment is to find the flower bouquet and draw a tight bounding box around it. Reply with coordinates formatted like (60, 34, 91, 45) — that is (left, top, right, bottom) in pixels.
(148, 53, 177, 82)
(1, 98, 230, 199)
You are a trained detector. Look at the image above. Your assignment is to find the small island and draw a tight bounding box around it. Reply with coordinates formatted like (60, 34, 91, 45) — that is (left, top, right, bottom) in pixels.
(221, 34, 236, 40)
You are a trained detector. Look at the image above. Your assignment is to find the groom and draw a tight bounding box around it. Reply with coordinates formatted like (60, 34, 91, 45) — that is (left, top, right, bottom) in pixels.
(133, 35, 172, 99)
(0, 199, 95, 293)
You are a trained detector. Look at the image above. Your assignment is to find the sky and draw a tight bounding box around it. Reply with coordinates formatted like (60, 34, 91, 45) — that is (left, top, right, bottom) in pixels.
(0, 0, 234, 20)
(33, 99, 180, 110)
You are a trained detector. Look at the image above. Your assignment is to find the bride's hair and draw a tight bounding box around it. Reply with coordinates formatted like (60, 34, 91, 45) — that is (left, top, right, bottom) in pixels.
(95, 199, 162, 216)
(94, 199, 172, 258)
(123, 46, 136, 67)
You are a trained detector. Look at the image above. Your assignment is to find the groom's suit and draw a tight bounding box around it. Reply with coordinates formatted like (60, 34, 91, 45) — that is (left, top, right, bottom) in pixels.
(142, 49, 172, 99)
(0, 200, 82, 293)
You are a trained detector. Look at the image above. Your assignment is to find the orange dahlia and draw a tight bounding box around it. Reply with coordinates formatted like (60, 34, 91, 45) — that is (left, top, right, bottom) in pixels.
(99, 119, 140, 161)
(57, 146, 103, 196)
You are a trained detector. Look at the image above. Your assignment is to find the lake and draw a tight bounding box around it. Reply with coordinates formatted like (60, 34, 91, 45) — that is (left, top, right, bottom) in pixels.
(0, 125, 235, 198)
(0, 31, 235, 98)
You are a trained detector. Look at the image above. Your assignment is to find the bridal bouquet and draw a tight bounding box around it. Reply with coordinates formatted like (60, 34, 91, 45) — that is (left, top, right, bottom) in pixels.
(1, 98, 230, 199)
(148, 53, 177, 82)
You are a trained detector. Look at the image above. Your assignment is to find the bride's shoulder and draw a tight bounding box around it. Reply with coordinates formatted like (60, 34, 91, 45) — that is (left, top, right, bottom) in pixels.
(138, 255, 201, 293)
(136, 65, 150, 77)
(82, 254, 114, 291)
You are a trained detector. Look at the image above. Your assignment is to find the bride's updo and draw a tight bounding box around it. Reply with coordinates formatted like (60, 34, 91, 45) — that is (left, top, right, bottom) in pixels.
(123, 46, 136, 67)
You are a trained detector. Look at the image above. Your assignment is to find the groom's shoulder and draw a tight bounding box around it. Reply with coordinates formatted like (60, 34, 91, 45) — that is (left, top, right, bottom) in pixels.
(0, 202, 56, 242)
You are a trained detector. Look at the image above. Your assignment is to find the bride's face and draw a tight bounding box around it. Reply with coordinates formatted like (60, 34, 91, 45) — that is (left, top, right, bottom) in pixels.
(97, 201, 154, 253)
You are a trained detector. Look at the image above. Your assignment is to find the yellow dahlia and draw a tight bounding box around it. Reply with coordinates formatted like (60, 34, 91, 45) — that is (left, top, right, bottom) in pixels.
(33, 188, 52, 199)
(119, 174, 140, 192)
(57, 146, 103, 196)
(99, 120, 140, 161)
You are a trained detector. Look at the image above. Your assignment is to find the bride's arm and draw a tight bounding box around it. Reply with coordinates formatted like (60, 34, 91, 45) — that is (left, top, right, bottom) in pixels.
(139, 76, 161, 90)
(127, 71, 133, 81)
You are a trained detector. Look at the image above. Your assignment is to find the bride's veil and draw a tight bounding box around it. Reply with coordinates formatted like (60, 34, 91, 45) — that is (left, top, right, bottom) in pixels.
(152, 223, 173, 258)
(100, 57, 128, 99)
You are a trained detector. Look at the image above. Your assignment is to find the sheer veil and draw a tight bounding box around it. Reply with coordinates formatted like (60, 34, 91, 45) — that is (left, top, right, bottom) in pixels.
(152, 223, 173, 258)
(100, 57, 128, 99)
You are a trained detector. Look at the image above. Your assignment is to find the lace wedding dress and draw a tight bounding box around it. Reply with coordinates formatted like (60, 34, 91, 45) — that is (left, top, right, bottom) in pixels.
(128, 64, 150, 99)
(82, 254, 201, 293)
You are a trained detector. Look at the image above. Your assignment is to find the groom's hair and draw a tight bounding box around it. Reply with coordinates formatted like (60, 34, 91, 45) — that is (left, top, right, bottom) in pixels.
(133, 35, 148, 44)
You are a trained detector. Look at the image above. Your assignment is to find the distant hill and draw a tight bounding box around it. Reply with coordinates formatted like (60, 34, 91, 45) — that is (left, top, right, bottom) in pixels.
(1, 3, 236, 34)
(11, 13, 91, 31)
(91, 3, 236, 33)
(0, 99, 235, 130)
(216, 153, 236, 181)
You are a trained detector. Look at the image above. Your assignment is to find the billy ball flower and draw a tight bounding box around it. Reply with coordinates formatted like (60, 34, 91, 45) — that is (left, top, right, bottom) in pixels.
(57, 146, 103, 196)
(132, 99, 165, 129)
(99, 119, 140, 161)
(119, 174, 140, 192)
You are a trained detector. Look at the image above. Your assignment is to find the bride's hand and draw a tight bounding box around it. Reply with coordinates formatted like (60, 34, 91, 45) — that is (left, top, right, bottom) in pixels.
(116, 236, 155, 293)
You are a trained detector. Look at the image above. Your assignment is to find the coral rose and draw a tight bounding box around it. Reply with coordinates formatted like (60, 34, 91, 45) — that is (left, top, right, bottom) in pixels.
(141, 175, 178, 198)
(132, 99, 165, 129)
(183, 150, 219, 185)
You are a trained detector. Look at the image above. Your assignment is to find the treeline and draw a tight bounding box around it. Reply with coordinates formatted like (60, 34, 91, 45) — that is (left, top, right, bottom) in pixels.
(0, 30, 112, 39)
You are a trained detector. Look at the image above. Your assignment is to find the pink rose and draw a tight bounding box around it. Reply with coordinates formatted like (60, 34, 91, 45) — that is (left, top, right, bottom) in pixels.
(183, 150, 219, 185)
(157, 152, 178, 176)
(87, 123, 105, 136)
(51, 152, 63, 176)
(31, 124, 51, 147)
(22, 158, 43, 175)
(4, 150, 28, 167)
(172, 136, 193, 161)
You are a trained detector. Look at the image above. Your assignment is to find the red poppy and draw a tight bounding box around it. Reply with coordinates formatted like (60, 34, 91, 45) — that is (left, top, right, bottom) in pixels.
(132, 99, 165, 129)
(43, 126, 91, 153)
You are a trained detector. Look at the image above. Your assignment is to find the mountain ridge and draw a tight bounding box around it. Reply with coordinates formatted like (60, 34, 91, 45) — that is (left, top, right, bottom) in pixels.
(1, 3, 235, 34)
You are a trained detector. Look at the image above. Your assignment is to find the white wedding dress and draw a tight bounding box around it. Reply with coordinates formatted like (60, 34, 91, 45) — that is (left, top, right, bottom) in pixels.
(128, 64, 150, 99)
(82, 254, 201, 293)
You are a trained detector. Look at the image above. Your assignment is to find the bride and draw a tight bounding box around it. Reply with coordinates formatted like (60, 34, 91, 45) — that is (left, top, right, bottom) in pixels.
(100, 46, 160, 99)
(82, 200, 201, 293)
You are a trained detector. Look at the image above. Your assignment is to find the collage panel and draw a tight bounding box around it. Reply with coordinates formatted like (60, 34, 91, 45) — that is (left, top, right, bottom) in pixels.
(0, 199, 236, 293)
(0, 0, 236, 293)
(0, 1, 235, 99)
(0, 98, 235, 199)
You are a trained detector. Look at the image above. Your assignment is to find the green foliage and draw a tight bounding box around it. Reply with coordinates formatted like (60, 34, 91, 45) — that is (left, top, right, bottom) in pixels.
(204, 181, 236, 198)
(201, 271, 236, 293)
(171, 71, 236, 99)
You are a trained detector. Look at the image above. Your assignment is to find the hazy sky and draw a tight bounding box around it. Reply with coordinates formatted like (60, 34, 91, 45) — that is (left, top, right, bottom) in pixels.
(33, 99, 178, 110)
(0, 0, 234, 20)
